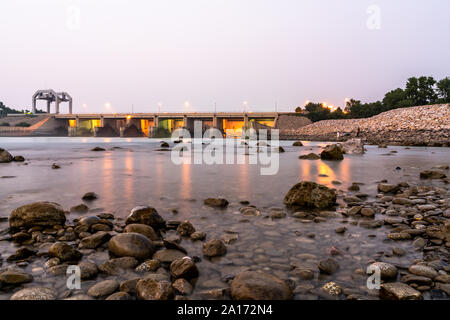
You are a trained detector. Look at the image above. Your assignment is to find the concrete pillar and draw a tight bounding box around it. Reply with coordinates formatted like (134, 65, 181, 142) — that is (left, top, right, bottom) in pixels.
(183, 115, 188, 128)
(274, 113, 279, 128)
(69, 100, 73, 114)
(154, 115, 159, 128)
(76, 116, 80, 128)
(244, 114, 249, 129)
(120, 127, 125, 137)
(55, 96, 60, 114)
(100, 116, 104, 127)
(32, 98, 37, 114)
(46, 100, 51, 114)
(213, 114, 217, 128)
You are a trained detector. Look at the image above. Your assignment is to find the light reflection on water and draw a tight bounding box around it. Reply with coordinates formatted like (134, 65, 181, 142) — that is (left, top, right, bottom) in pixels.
(0, 137, 448, 299)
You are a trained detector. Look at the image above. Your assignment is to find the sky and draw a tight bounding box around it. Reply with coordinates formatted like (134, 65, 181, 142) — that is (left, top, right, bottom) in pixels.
(1, 0, 449, 113)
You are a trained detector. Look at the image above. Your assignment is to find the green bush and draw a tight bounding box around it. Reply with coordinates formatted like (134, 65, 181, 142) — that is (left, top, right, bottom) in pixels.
(15, 122, 31, 127)
(0, 122, 10, 126)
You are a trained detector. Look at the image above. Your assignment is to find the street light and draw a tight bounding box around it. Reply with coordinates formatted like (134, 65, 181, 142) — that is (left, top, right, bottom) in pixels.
(184, 101, 190, 113)
(242, 101, 248, 113)
(157, 102, 162, 113)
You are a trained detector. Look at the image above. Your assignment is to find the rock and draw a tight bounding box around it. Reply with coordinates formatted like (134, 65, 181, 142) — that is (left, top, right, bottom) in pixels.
(221, 233, 238, 244)
(153, 249, 186, 263)
(11, 231, 31, 242)
(292, 268, 314, 280)
(87, 279, 119, 298)
(78, 231, 111, 249)
(240, 207, 261, 216)
(377, 183, 399, 193)
(0, 270, 33, 285)
(124, 224, 159, 241)
(299, 153, 320, 160)
(293, 141, 303, 147)
(203, 239, 227, 257)
(408, 265, 438, 279)
(70, 204, 89, 213)
(106, 292, 132, 300)
(108, 233, 155, 259)
(91, 147, 105, 151)
(269, 208, 286, 219)
(51, 163, 60, 169)
(392, 198, 413, 205)
(126, 206, 165, 229)
(7, 247, 37, 261)
(230, 271, 292, 300)
(392, 247, 406, 256)
(78, 261, 98, 280)
(82, 192, 98, 200)
(47, 264, 68, 276)
(136, 279, 174, 300)
(318, 258, 339, 274)
(347, 206, 362, 215)
(99, 257, 138, 275)
(170, 256, 199, 279)
(190, 231, 206, 241)
(204, 198, 229, 208)
(10, 287, 57, 300)
(320, 144, 343, 160)
(348, 184, 360, 191)
(120, 278, 140, 294)
(360, 208, 375, 217)
(380, 282, 423, 300)
(277, 146, 285, 153)
(172, 278, 193, 295)
(420, 170, 447, 179)
(387, 233, 411, 240)
(136, 259, 161, 273)
(321, 281, 342, 296)
(49, 242, 82, 262)
(283, 181, 336, 209)
(335, 227, 347, 234)
(0, 148, 13, 163)
(176, 220, 196, 236)
(369, 262, 398, 280)
(342, 138, 364, 154)
(9, 202, 66, 230)
(160, 142, 170, 148)
(13, 155, 25, 162)
(163, 239, 187, 253)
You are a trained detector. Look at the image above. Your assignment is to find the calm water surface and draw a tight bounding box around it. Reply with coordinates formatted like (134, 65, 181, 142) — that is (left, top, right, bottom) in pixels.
(0, 137, 448, 299)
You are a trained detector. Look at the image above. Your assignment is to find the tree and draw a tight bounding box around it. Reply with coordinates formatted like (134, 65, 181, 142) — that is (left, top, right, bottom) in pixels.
(436, 77, 450, 103)
(382, 88, 412, 109)
(405, 76, 438, 105)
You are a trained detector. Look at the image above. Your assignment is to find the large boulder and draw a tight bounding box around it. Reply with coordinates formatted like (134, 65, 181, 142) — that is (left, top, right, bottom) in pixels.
(283, 181, 336, 209)
(380, 282, 422, 300)
(230, 271, 293, 300)
(0, 270, 33, 285)
(136, 279, 174, 300)
(108, 232, 155, 259)
(125, 206, 165, 229)
(0, 148, 13, 163)
(9, 202, 66, 230)
(342, 138, 364, 154)
(320, 144, 344, 160)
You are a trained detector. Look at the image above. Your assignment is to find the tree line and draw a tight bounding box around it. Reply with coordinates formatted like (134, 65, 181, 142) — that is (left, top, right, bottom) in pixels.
(0, 101, 45, 117)
(295, 76, 450, 122)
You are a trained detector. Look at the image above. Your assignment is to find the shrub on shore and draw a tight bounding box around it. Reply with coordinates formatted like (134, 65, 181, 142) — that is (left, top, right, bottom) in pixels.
(0, 122, 10, 126)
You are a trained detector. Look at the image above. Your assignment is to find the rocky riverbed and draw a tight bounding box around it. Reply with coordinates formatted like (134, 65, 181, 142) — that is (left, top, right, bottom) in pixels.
(0, 138, 449, 300)
(281, 104, 450, 147)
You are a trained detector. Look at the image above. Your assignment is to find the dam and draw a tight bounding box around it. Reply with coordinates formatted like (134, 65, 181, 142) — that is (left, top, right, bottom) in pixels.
(0, 112, 311, 138)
